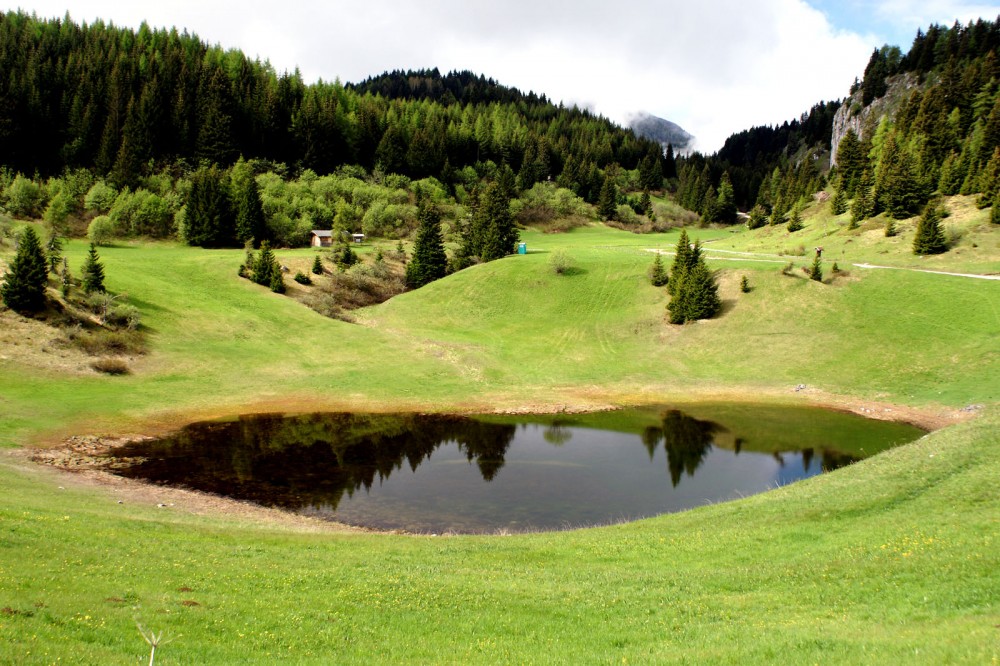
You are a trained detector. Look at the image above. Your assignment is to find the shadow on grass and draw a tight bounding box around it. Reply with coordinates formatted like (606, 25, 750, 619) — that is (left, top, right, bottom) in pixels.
(555, 266, 588, 277)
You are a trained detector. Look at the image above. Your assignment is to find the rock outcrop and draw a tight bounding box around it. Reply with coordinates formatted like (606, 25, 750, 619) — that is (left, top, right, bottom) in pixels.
(831, 72, 920, 166)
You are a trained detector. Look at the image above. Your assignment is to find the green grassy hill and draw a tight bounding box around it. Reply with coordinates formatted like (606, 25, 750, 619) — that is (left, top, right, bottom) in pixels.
(1, 209, 998, 663)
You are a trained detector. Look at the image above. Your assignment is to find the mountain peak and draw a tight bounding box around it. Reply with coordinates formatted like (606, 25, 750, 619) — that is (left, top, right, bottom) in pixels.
(626, 112, 694, 153)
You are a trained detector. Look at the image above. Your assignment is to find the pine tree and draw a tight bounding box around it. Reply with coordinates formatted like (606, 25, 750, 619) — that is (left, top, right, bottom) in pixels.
(715, 172, 737, 224)
(667, 229, 692, 296)
(648, 252, 668, 287)
(912, 202, 948, 254)
(850, 170, 874, 227)
(81, 243, 105, 294)
(405, 198, 448, 289)
(252, 241, 278, 286)
(884, 218, 897, 237)
(311, 254, 324, 275)
(747, 204, 767, 229)
(477, 181, 519, 262)
(597, 175, 617, 221)
(185, 164, 236, 248)
(787, 204, 804, 232)
(809, 252, 823, 282)
(640, 190, 652, 217)
(830, 186, 848, 215)
(1, 227, 49, 312)
(667, 241, 720, 325)
(60, 257, 71, 298)
(232, 160, 267, 247)
(46, 233, 63, 274)
(269, 268, 285, 294)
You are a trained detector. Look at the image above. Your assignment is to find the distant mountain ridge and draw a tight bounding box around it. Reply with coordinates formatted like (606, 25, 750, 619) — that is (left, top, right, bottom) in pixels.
(626, 112, 694, 153)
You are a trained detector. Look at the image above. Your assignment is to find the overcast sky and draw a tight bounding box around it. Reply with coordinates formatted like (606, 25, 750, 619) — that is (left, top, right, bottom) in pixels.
(6, 1, 999, 152)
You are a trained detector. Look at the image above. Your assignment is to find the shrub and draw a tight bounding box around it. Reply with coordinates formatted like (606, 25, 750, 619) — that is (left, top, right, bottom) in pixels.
(615, 204, 639, 225)
(90, 358, 130, 375)
(4, 175, 45, 217)
(549, 250, 572, 275)
(740, 276, 751, 293)
(293, 271, 312, 285)
(84, 181, 118, 214)
(88, 215, 116, 246)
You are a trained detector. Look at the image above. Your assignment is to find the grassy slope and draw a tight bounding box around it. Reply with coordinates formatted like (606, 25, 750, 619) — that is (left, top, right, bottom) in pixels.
(1, 212, 998, 663)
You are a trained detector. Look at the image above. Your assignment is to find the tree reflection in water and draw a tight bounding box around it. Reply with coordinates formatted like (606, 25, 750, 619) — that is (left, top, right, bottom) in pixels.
(108, 413, 516, 511)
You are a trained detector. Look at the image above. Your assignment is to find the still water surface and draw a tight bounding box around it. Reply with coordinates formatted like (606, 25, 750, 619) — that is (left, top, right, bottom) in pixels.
(106, 406, 924, 533)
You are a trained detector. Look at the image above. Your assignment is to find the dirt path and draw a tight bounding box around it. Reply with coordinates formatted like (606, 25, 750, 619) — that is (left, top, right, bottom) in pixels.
(852, 263, 1000, 281)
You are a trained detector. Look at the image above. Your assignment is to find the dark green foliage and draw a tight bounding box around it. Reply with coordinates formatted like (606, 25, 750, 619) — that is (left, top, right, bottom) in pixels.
(311, 254, 324, 275)
(336, 243, 359, 267)
(992, 194, 1000, 224)
(836, 129, 866, 196)
(666, 231, 720, 324)
(597, 175, 617, 221)
(668, 254, 720, 324)
(638, 153, 663, 191)
(648, 252, 668, 287)
(787, 205, 803, 232)
(809, 253, 823, 282)
(713, 172, 737, 224)
(912, 202, 948, 254)
(60, 257, 71, 298)
(851, 170, 874, 226)
(251, 241, 279, 286)
(269, 269, 286, 294)
(405, 199, 448, 288)
(884, 219, 897, 237)
(46, 233, 63, 274)
(471, 181, 518, 262)
(830, 186, 848, 215)
(747, 204, 768, 230)
(639, 190, 653, 217)
(667, 229, 693, 297)
(81, 243, 105, 294)
(185, 165, 235, 248)
(293, 271, 312, 285)
(1, 226, 48, 312)
(232, 162, 267, 247)
(740, 276, 751, 293)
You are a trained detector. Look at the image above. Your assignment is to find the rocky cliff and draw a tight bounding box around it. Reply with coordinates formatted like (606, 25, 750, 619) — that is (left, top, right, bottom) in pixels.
(830, 72, 919, 166)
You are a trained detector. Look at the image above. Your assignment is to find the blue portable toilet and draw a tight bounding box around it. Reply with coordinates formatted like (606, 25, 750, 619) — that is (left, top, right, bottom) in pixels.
(517, 242, 527, 255)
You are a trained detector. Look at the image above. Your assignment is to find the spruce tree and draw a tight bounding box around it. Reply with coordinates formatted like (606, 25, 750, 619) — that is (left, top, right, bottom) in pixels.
(830, 186, 848, 215)
(640, 190, 652, 217)
(597, 175, 617, 221)
(269, 268, 285, 294)
(715, 172, 737, 224)
(81, 243, 105, 294)
(667, 229, 693, 297)
(667, 241, 719, 324)
(232, 163, 267, 247)
(46, 233, 63, 274)
(912, 202, 948, 255)
(809, 253, 823, 282)
(60, 258, 71, 298)
(884, 218, 897, 237)
(185, 164, 236, 248)
(1, 226, 49, 312)
(747, 204, 767, 229)
(477, 181, 518, 262)
(252, 241, 278, 286)
(405, 199, 448, 289)
(648, 252, 668, 287)
(850, 170, 874, 227)
(787, 204, 803, 232)
(311, 254, 324, 275)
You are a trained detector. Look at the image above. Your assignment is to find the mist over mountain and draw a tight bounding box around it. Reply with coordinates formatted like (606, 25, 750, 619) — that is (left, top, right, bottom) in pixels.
(626, 112, 694, 153)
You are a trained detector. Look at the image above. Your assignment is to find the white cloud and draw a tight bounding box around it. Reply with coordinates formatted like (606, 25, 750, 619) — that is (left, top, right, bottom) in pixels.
(5, 0, 992, 152)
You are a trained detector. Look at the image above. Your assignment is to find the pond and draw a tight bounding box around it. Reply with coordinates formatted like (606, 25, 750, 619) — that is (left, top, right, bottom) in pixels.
(104, 405, 925, 533)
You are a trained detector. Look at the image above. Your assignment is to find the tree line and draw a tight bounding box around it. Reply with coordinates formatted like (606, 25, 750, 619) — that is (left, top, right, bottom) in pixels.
(0, 11, 666, 200)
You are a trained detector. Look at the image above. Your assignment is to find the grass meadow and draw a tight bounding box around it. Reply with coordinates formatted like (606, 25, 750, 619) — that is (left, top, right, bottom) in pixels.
(0, 209, 998, 663)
